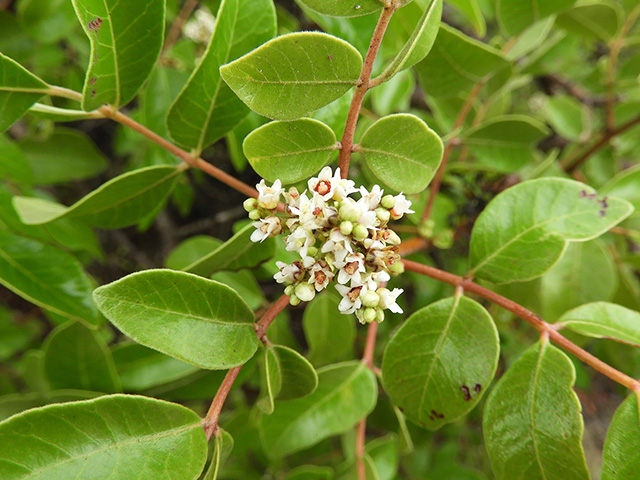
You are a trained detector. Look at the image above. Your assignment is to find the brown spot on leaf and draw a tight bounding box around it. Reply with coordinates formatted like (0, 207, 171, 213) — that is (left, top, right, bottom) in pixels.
(460, 385, 472, 401)
(474, 383, 482, 393)
(88, 17, 102, 33)
(431, 410, 444, 419)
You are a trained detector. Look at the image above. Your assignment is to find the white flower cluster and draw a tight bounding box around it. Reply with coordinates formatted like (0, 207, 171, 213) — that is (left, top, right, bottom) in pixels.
(245, 167, 413, 324)
(183, 8, 215, 44)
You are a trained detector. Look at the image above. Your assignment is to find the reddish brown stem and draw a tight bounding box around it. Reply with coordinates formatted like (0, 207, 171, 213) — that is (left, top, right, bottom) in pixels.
(338, 4, 396, 179)
(422, 82, 484, 221)
(564, 113, 640, 174)
(254, 294, 290, 342)
(203, 365, 242, 440)
(356, 321, 379, 480)
(402, 259, 640, 391)
(163, 0, 199, 54)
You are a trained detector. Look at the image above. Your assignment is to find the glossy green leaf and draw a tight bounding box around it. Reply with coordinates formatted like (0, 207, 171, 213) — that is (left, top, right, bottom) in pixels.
(359, 114, 443, 194)
(71, 0, 165, 110)
(243, 118, 337, 184)
(0, 390, 102, 422)
(0, 230, 98, 325)
(221, 32, 363, 120)
(602, 392, 640, 480)
(0, 135, 32, 184)
(13, 165, 184, 228)
(0, 53, 49, 133)
(497, 0, 578, 35)
(166, 0, 276, 152)
(542, 95, 590, 142)
(483, 340, 590, 480)
(297, 0, 381, 17)
(259, 361, 377, 458)
(258, 344, 318, 414)
(378, 0, 442, 80)
(447, 0, 485, 36)
(602, 164, 640, 214)
(166, 235, 222, 270)
(469, 178, 634, 284)
(19, 128, 108, 184)
(415, 24, 509, 99)
(371, 69, 415, 116)
(556, 302, 640, 347)
(464, 115, 548, 172)
(112, 343, 199, 391)
(303, 293, 356, 367)
(43, 321, 120, 393)
(540, 240, 617, 321)
(211, 270, 264, 310)
(202, 428, 234, 480)
(367, 435, 399, 480)
(0, 395, 207, 479)
(556, 1, 621, 41)
(381, 296, 499, 430)
(93, 269, 258, 369)
(183, 223, 275, 276)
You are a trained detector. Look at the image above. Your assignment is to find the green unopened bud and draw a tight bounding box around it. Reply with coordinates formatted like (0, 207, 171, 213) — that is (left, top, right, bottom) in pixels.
(361, 290, 380, 308)
(340, 221, 354, 236)
(433, 230, 454, 249)
(295, 282, 316, 302)
(243, 198, 257, 212)
(284, 285, 295, 296)
(381, 195, 395, 209)
(386, 230, 401, 245)
(418, 219, 435, 239)
(289, 294, 301, 306)
(248, 210, 261, 220)
(363, 307, 377, 324)
(389, 261, 405, 276)
(339, 201, 360, 223)
(375, 309, 385, 323)
(352, 224, 369, 241)
(307, 246, 318, 257)
(375, 207, 390, 223)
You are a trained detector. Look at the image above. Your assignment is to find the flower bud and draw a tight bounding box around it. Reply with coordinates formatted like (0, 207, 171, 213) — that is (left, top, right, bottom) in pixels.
(284, 285, 295, 296)
(418, 219, 434, 239)
(289, 294, 301, 306)
(360, 290, 380, 308)
(248, 210, 261, 220)
(307, 246, 318, 257)
(381, 195, 395, 209)
(362, 307, 377, 324)
(433, 230, 454, 249)
(389, 261, 405, 276)
(295, 282, 316, 302)
(375, 309, 385, 323)
(340, 221, 354, 236)
(243, 198, 257, 212)
(339, 200, 360, 223)
(352, 224, 369, 242)
(386, 230, 401, 245)
(375, 207, 390, 223)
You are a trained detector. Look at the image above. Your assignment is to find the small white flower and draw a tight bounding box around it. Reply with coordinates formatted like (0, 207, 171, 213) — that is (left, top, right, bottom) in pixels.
(334, 172, 358, 201)
(273, 260, 304, 284)
(308, 166, 339, 200)
(335, 253, 366, 286)
(308, 260, 334, 291)
(390, 193, 414, 219)
(295, 282, 316, 302)
(321, 228, 353, 263)
(250, 217, 281, 243)
(359, 185, 383, 210)
(335, 284, 364, 314)
(378, 287, 404, 313)
(256, 179, 284, 210)
(183, 8, 215, 43)
(285, 226, 315, 258)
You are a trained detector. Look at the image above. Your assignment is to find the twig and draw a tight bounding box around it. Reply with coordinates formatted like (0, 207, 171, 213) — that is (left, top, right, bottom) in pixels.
(202, 366, 242, 440)
(421, 82, 484, 222)
(402, 259, 640, 392)
(254, 294, 290, 342)
(563, 113, 640, 174)
(163, 0, 199, 54)
(338, 3, 397, 179)
(356, 321, 379, 480)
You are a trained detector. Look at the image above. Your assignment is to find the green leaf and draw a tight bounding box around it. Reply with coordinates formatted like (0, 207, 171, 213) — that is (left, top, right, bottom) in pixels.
(556, 302, 640, 347)
(19, 128, 108, 184)
(483, 340, 590, 480)
(0, 395, 207, 479)
(166, 0, 276, 152)
(556, 1, 621, 41)
(297, 0, 382, 17)
(602, 392, 640, 480)
(183, 223, 275, 276)
(542, 95, 590, 142)
(93, 269, 259, 369)
(371, 69, 415, 116)
(0, 390, 102, 422)
(285, 466, 334, 480)
(447, 0, 486, 36)
(540, 240, 617, 321)
(415, 24, 509, 99)
(377, 0, 442, 80)
(166, 235, 222, 270)
(0, 135, 33, 184)
(468, 178, 634, 284)
(211, 270, 264, 310)
(381, 296, 499, 430)
(43, 321, 121, 393)
(602, 164, 640, 214)
(202, 428, 234, 480)
(13, 165, 184, 229)
(258, 344, 318, 414)
(0, 53, 49, 133)
(303, 293, 356, 367)
(259, 361, 377, 458)
(367, 435, 399, 480)
(71, 0, 165, 110)
(17, 0, 77, 44)
(358, 114, 443, 194)
(497, 0, 578, 36)
(463, 115, 548, 172)
(0, 230, 98, 325)
(220, 32, 363, 120)
(112, 343, 200, 391)
(243, 118, 337, 184)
